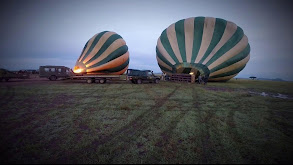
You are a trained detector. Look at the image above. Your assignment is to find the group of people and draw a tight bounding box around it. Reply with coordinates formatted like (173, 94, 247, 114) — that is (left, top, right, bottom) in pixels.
(197, 75, 208, 85)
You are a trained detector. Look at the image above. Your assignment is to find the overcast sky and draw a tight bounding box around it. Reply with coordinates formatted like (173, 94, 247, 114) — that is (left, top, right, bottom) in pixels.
(0, 0, 292, 80)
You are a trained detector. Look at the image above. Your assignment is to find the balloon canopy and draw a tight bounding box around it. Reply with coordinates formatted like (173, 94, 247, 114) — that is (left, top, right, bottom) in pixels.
(156, 17, 250, 81)
(74, 31, 129, 75)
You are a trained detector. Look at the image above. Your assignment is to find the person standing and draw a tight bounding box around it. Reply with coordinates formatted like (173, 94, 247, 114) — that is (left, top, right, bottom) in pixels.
(203, 74, 209, 85)
(198, 75, 202, 84)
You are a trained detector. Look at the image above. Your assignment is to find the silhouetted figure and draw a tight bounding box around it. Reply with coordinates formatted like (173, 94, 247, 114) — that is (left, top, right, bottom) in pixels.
(198, 75, 202, 84)
(203, 75, 209, 85)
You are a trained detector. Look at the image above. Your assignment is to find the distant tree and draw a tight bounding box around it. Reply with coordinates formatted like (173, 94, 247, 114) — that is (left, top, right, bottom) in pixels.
(249, 76, 257, 80)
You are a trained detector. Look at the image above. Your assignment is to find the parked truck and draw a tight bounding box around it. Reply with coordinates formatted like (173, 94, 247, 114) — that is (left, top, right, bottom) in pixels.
(39, 66, 73, 81)
(127, 69, 160, 84)
(0, 68, 30, 82)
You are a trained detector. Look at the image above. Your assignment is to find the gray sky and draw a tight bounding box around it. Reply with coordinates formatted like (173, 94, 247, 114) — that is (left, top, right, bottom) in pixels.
(0, 0, 292, 80)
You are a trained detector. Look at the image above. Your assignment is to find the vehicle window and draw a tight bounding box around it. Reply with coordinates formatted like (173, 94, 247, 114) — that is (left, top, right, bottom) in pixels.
(50, 68, 55, 72)
(58, 68, 62, 72)
(66, 69, 69, 73)
(147, 72, 152, 76)
(44, 68, 50, 72)
(135, 71, 140, 76)
(128, 70, 139, 76)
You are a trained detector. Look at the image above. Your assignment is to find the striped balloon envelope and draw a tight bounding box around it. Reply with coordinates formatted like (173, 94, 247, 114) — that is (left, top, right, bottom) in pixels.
(74, 31, 129, 75)
(156, 17, 250, 81)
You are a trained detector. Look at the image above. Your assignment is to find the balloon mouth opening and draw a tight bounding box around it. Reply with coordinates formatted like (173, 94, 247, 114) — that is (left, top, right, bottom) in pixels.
(176, 67, 197, 74)
(73, 61, 87, 74)
(175, 67, 202, 79)
(173, 63, 210, 77)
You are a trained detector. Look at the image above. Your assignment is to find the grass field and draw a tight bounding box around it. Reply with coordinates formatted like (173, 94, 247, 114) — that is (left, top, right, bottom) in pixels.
(0, 79, 292, 163)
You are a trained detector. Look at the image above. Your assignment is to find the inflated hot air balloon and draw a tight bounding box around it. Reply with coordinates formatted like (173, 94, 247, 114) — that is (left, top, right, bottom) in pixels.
(156, 17, 250, 81)
(74, 31, 129, 75)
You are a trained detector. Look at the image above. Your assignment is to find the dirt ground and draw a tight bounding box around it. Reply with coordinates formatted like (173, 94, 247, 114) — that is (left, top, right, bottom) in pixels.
(1, 75, 292, 100)
(0, 77, 65, 86)
(0, 74, 129, 86)
(1, 75, 293, 163)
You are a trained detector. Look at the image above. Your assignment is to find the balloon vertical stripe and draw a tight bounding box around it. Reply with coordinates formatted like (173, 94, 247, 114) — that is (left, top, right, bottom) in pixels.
(191, 17, 205, 63)
(167, 24, 183, 63)
(199, 18, 227, 64)
(175, 19, 187, 62)
(195, 17, 216, 63)
(184, 17, 194, 63)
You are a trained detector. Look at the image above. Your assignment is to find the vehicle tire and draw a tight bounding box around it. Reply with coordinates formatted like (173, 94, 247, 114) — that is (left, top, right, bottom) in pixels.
(49, 75, 57, 81)
(137, 79, 142, 84)
(99, 79, 106, 84)
(87, 78, 94, 84)
(155, 79, 160, 84)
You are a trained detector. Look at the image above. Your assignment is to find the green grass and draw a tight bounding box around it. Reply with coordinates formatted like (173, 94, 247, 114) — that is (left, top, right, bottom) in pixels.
(0, 79, 293, 163)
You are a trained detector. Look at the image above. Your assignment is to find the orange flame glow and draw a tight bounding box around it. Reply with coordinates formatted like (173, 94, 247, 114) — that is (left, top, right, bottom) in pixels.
(73, 66, 83, 73)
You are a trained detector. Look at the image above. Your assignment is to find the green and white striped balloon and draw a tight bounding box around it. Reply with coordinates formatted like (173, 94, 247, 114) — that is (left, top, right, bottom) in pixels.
(156, 17, 250, 81)
(74, 31, 129, 75)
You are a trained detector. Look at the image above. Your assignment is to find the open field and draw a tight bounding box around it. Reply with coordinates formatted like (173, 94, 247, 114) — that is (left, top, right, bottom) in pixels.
(0, 79, 293, 163)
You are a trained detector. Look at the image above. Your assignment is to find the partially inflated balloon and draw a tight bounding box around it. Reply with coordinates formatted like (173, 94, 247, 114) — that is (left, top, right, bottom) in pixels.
(74, 31, 129, 75)
(156, 17, 250, 81)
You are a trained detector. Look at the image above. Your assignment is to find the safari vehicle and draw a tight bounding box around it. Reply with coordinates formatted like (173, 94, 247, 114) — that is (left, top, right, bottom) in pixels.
(39, 66, 73, 81)
(0, 68, 30, 82)
(127, 69, 160, 84)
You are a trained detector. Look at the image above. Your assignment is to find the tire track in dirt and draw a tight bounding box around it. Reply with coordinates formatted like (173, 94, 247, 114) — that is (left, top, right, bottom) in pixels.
(96, 85, 180, 144)
(105, 85, 182, 163)
(2, 92, 80, 164)
(93, 84, 145, 100)
(57, 85, 181, 163)
(149, 86, 200, 163)
(69, 85, 112, 143)
(150, 85, 193, 162)
(226, 107, 260, 163)
(4, 93, 76, 137)
(47, 85, 111, 148)
(192, 87, 214, 164)
(102, 89, 145, 100)
(154, 109, 188, 161)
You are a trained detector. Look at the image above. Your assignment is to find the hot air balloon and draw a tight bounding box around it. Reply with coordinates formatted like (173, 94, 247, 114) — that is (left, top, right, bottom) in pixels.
(74, 31, 129, 75)
(156, 17, 250, 81)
